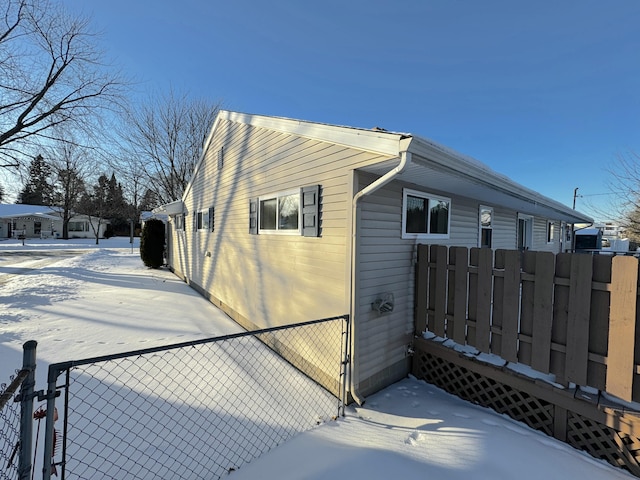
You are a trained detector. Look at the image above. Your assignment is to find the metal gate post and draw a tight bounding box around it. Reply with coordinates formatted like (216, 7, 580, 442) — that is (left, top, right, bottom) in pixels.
(18, 340, 37, 480)
(42, 364, 62, 479)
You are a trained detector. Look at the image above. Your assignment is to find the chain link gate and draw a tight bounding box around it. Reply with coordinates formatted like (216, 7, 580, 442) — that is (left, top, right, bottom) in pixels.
(1, 341, 37, 480)
(40, 316, 349, 479)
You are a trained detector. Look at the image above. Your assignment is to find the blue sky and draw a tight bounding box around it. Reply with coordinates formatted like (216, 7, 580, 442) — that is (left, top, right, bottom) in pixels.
(65, 0, 639, 220)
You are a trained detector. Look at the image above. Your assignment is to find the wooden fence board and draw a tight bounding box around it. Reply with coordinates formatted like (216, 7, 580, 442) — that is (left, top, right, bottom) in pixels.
(519, 251, 537, 365)
(565, 254, 593, 386)
(467, 249, 479, 348)
(531, 252, 555, 373)
(475, 247, 493, 353)
(427, 245, 437, 333)
(415, 244, 429, 334)
(451, 247, 468, 345)
(588, 256, 611, 390)
(550, 253, 571, 383)
(606, 256, 638, 402)
(432, 245, 447, 337)
(492, 250, 506, 357)
(501, 250, 521, 363)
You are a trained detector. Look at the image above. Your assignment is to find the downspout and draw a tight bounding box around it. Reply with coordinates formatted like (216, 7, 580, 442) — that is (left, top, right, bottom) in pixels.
(349, 150, 411, 405)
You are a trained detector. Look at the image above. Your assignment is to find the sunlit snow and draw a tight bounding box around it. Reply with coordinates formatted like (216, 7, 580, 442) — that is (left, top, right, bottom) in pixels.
(0, 237, 633, 479)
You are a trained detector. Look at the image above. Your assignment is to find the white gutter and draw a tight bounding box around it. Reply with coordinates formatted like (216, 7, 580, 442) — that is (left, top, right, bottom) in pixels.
(349, 150, 411, 405)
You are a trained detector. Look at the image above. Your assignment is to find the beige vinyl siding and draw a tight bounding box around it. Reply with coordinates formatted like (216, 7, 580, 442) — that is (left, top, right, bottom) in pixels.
(167, 119, 402, 395)
(355, 178, 413, 393)
(492, 208, 517, 250)
(531, 218, 561, 253)
(169, 119, 396, 330)
(353, 178, 564, 392)
(355, 176, 481, 392)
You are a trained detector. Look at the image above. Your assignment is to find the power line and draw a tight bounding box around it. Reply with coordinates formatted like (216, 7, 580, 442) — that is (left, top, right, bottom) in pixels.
(579, 192, 625, 197)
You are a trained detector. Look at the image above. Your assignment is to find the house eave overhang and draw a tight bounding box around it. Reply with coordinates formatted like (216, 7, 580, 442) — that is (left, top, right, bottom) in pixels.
(153, 200, 184, 216)
(0, 212, 60, 220)
(360, 135, 593, 224)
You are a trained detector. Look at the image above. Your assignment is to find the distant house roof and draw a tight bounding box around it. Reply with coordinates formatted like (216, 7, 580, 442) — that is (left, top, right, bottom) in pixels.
(0, 204, 61, 220)
(0, 204, 109, 223)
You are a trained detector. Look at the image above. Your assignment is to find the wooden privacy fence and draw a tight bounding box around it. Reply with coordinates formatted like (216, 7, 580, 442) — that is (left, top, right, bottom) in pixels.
(415, 245, 640, 404)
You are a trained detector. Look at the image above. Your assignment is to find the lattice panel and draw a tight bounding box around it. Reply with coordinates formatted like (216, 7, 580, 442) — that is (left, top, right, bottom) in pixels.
(413, 346, 640, 476)
(413, 350, 554, 435)
(567, 412, 640, 474)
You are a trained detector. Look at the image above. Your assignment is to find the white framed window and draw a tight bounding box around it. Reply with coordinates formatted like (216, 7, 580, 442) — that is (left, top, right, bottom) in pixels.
(250, 185, 320, 237)
(402, 188, 451, 239)
(69, 221, 88, 232)
(547, 220, 555, 243)
(197, 209, 209, 231)
(479, 205, 493, 248)
(258, 189, 301, 235)
(517, 214, 533, 251)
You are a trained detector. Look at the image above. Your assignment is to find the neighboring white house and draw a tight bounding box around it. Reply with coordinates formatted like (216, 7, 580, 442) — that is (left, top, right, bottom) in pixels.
(591, 221, 630, 252)
(155, 110, 593, 401)
(0, 204, 110, 239)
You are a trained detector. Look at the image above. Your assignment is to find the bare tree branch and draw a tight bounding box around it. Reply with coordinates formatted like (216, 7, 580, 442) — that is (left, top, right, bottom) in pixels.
(117, 89, 222, 204)
(603, 150, 640, 241)
(0, 0, 126, 169)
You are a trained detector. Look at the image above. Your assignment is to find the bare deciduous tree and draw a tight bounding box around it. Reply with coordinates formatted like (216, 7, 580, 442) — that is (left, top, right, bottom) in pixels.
(0, 0, 125, 168)
(119, 90, 221, 204)
(604, 150, 640, 241)
(44, 139, 93, 239)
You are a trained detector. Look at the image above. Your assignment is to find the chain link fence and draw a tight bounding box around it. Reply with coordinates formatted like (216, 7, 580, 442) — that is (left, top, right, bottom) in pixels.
(1, 341, 37, 480)
(1, 371, 27, 480)
(42, 316, 349, 479)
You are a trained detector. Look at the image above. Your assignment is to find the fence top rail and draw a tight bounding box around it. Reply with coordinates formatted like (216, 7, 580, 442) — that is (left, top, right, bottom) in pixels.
(0, 369, 29, 410)
(47, 314, 349, 379)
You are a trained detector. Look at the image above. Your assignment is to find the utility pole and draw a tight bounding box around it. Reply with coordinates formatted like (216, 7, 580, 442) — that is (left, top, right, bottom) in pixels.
(573, 187, 579, 209)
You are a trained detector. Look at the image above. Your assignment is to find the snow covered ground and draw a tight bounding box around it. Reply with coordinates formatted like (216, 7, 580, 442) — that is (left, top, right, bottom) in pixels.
(0, 237, 634, 479)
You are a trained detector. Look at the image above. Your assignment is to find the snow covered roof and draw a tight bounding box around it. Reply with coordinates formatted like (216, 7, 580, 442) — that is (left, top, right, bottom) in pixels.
(0, 204, 61, 220)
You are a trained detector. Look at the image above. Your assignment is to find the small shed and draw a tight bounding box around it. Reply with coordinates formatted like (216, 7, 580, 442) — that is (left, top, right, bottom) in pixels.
(575, 227, 602, 251)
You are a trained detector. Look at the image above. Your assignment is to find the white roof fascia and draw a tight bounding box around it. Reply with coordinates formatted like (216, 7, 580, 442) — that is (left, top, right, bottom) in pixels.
(219, 110, 404, 157)
(407, 136, 593, 224)
(0, 212, 60, 220)
(182, 113, 224, 201)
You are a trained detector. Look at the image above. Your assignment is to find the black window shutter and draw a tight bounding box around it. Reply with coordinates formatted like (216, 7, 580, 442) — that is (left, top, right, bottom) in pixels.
(301, 185, 320, 237)
(249, 199, 258, 234)
(209, 207, 215, 232)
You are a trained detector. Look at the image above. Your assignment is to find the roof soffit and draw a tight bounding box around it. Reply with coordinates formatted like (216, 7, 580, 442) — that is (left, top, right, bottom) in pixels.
(359, 141, 591, 224)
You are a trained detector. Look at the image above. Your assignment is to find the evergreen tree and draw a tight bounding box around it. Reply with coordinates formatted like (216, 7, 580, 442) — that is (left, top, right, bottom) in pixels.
(140, 218, 165, 268)
(139, 189, 161, 212)
(106, 173, 132, 233)
(18, 155, 55, 205)
(0, 182, 4, 202)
